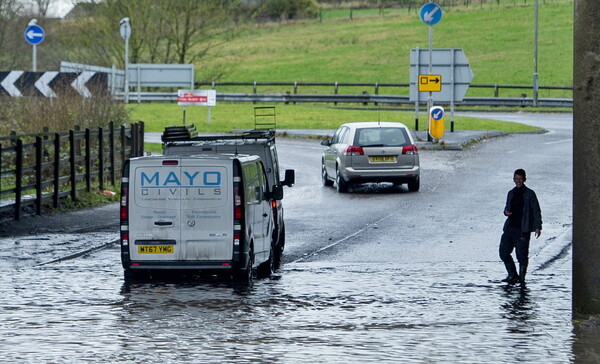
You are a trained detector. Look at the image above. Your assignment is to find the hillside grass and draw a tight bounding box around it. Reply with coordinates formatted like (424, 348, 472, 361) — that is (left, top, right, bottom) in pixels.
(128, 103, 539, 133)
(129, 1, 570, 139)
(198, 2, 572, 98)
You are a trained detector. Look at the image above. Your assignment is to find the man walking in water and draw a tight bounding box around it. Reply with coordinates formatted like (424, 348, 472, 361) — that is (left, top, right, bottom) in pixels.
(499, 169, 542, 285)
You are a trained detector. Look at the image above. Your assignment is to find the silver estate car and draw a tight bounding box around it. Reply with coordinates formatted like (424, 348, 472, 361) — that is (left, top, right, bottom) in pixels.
(321, 121, 420, 193)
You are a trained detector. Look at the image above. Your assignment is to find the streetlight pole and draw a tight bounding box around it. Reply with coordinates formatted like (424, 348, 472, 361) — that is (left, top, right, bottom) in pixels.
(119, 17, 131, 104)
(533, 0, 539, 107)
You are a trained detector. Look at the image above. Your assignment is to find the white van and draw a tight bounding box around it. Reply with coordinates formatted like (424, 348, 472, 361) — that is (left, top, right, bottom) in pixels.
(120, 153, 282, 285)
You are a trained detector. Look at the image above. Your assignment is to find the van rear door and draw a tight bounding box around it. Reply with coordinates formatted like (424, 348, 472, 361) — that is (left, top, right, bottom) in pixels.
(179, 158, 232, 261)
(128, 157, 233, 264)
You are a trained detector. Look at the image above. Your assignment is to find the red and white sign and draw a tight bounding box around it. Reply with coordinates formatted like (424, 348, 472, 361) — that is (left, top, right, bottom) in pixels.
(177, 89, 216, 106)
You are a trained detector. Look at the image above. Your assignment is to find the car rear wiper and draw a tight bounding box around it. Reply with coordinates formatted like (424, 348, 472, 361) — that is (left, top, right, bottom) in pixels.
(361, 144, 385, 147)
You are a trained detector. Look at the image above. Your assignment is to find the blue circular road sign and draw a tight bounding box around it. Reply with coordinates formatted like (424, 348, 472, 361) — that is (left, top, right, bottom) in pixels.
(431, 107, 444, 121)
(24, 24, 45, 45)
(420, 3, 443, 26)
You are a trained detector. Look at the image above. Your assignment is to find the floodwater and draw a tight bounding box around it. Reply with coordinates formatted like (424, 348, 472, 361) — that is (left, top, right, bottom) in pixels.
(2, 235, 594, 363)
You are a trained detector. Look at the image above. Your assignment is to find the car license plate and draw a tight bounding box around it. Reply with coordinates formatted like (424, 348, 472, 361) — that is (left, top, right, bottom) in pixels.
(369, 155, 396, 163)
(138, 245, 174, 254)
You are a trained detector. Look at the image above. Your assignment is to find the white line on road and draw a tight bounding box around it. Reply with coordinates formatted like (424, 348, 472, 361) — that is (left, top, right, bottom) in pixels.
(544, 138, 573, 145)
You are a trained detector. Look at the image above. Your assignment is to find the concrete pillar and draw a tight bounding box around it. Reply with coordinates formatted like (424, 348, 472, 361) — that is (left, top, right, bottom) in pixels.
(573, 0, 600, 316)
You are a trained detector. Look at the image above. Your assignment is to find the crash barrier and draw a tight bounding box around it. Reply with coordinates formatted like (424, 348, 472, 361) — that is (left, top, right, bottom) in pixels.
(0, 121, 144, 220)
(116, 82, 572, 108)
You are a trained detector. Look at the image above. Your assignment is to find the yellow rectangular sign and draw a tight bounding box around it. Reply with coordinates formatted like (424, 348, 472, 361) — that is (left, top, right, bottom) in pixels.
(418, 75, 442, 92)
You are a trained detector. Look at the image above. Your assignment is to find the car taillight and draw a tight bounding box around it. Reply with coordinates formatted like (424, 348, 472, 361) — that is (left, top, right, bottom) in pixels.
(402, 144, 419, 155)
(344, 146, 364, 156)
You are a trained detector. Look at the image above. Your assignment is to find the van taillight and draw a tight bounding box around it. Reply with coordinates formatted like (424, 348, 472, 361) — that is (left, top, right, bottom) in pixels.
(234, 232, 240, 246)
(120, 186, 128, 220)
(402, 144, 419, 155)
(233, 186, 242, 219)
(344, 146, 364, 156)
(162, 160, 179, 165)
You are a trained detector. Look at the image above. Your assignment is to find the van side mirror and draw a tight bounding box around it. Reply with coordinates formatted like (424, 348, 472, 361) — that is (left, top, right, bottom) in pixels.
(271, 185, 284, 200)
(320, 139, 331, 146)
(281, 169, 295, 187)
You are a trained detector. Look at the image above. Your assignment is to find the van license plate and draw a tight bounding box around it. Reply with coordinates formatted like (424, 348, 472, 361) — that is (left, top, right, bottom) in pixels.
(138, 245, 174, 254)
(370, 155, 396, 163)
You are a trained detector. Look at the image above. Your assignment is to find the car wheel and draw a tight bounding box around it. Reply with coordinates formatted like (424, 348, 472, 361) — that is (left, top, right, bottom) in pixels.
(336, 167, 348, 193)
(408, 176, 420, 192)
(322, 161, 333, 186)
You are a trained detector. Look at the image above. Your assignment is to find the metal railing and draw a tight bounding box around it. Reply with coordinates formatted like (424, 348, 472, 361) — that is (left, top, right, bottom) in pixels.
(118, 81, 573, 108)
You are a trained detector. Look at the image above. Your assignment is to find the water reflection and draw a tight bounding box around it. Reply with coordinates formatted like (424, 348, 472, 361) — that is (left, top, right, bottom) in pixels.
(0, 246, 581, 363)
(500, 285, 536, 333)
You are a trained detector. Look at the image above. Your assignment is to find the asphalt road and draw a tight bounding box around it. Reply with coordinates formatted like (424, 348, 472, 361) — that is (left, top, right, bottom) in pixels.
(279, 112, 572, 271)
(2, 112, 587, 363)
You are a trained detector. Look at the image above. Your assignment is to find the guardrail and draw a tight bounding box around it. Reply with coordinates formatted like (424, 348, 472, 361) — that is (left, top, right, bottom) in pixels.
(118, 91, 573, 108)
(0, 122, 145, 220)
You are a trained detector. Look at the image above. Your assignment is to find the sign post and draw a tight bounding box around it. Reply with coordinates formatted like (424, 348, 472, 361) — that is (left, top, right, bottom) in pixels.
(419, 2, 442, 140)
(120, 18, 131, 104)
(177, 90, 217, 124)
(25, 20, 45, 72)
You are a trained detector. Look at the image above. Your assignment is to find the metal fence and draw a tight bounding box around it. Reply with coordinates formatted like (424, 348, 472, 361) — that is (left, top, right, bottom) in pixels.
(0, 121, 145, 220)
(119, 81, 573, 108)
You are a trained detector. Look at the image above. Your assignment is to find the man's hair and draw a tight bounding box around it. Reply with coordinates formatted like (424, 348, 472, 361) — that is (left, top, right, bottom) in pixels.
(514, 169, 526, 180)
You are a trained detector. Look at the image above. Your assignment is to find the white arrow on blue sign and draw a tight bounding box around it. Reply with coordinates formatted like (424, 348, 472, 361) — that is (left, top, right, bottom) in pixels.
(431, 107, 444, 121)
(25, 25, 45, 45)
(420, 3, 443, 26)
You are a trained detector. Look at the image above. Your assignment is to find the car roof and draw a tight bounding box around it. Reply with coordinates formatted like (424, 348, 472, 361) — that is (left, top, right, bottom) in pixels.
(340, 121, 410, 130)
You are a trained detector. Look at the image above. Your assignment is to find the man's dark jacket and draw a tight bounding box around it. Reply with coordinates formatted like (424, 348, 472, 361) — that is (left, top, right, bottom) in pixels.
(503, 185, 542, 233)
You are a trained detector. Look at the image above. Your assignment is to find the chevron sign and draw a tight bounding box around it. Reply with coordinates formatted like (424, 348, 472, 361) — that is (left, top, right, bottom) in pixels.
(0, 71, 108, 98)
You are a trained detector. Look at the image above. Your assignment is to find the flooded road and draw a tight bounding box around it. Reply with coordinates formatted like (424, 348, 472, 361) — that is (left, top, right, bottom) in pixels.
(0, 243, 575, 363)
(1, 113, 597, 362)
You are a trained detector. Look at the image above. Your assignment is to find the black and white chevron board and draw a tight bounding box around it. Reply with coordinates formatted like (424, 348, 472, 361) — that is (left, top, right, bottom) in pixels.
(0, 71, 108, 98)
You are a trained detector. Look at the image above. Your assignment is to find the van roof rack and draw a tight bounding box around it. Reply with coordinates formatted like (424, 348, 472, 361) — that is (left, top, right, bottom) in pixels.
(161, 124, 275, 143)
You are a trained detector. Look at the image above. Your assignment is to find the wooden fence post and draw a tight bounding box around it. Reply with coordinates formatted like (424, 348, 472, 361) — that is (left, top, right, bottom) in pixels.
(15, 139, 23, 220)
(85, 128, 91, 192)
(138, 121, 145, 157)
(109, 121, 116, 186)
(69, 130, 77, 202)
(98, 127, 104, 191)
(53, 133, 60, 208)
(120, 124, 126, 163)
(35, 136, 42, 215)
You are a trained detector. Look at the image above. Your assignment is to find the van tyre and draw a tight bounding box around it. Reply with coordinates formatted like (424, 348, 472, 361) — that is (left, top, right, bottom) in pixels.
(273, 225, 285, 270)
(322, 162, 333, 186)
(336, 167, 348, 193)
(257, 245, 274, 279)
(408, 176, 420, 192)
(234, 247, 254, 287)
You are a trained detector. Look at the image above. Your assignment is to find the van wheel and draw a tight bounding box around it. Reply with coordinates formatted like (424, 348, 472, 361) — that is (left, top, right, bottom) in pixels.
(322, 161, 333, 186)
(273, 225, 285, 270)
(257, 246, 274, 279)
(123, 269, 147, 281)
(234, 247, 254, 287)
(336, 167, 348, 193)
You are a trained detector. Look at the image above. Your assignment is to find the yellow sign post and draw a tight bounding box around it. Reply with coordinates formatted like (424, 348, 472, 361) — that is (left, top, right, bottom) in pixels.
(418, 74, 442, 92)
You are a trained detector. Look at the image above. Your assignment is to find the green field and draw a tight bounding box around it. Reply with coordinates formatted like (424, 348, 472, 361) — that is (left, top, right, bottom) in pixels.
(198, 1, 572, 97)
(129, 1, 571, 137)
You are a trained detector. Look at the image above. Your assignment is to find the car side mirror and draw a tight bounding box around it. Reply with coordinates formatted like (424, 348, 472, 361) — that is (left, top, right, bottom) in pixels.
(320, 139, 331, 146)
(282, 169, 295, 187)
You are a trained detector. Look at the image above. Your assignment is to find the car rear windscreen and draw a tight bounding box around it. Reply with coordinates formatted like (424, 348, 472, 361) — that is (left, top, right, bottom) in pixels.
(355, 127, 409, 147)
